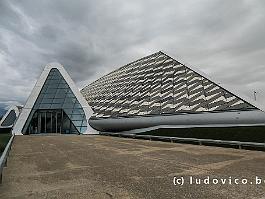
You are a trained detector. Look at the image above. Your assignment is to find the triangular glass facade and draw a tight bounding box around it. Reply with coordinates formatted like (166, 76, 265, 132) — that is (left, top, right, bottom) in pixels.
(23, 69, 87, 134)
(1, 110, 16, 126)
(81, 51, 257, 119)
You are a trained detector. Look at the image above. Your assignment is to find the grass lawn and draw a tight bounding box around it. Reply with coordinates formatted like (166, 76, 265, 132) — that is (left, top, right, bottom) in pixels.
(139, 126, 265, 143)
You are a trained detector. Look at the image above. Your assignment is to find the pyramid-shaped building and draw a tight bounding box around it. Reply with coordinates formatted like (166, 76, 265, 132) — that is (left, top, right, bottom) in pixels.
(81, 51, 265, 132)
(11, 52, 265, 135)
(12, 63, 95, 135)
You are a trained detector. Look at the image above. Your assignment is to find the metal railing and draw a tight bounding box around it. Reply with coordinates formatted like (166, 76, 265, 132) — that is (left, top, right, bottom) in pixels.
(100, 132, 265, 150)
(0, 135, 15, 184)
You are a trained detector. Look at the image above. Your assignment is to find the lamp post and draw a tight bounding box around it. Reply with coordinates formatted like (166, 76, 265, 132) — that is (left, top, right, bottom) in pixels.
(254, 91, 257, 101)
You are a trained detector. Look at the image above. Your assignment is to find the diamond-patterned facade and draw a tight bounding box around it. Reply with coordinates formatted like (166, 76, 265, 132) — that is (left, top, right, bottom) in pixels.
(81, 51, 257, 119)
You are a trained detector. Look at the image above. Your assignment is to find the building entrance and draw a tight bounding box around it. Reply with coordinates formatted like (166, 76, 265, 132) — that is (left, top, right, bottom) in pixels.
(27, 109, 79, 134)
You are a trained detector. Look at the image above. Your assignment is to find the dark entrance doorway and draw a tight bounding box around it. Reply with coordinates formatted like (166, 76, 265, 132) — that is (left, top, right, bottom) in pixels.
(27, 109, 79, 134)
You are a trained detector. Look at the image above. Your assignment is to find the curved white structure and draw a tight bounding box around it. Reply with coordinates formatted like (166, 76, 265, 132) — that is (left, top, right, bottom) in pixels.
(0, 105, 22, 129)
(89, 110, 265, 133)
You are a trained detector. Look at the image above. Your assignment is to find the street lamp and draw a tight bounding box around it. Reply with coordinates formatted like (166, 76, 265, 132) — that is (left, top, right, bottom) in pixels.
(254, 91, 257, 101)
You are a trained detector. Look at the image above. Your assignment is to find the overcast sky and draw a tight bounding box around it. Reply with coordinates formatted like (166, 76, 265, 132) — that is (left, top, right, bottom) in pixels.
(0, 0, 264, 114)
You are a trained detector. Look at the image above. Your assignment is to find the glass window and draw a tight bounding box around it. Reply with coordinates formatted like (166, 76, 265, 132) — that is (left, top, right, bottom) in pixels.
(1, 110, 16, 126)
(41, 98, 53, 103)
(64, 108, 73, 115)
(39, 104, 51, 109)
(42, 84, 49, 89)
(45, 88, 57, 94)
(74, 103, 82, 108)
(66, 93, 75, 98)
(38, 93, 44, 99)
(48, 83, 59, 88)
(71, 114, 84, 120)
(72, 120, 83, 126)
(64, 98, 76, 104)
(67, 90, 74, 95)
(53, 98, 64, 103)
(47, 80, 60, 85)
(58, 83, 69, 89)
(75, 126, 82, 132)
(82, 124, 87, 128)
(63, 103, 74, 108)
(72, 109, 83, 114)
(80, 127, 87, 133)
(55, 91, 66, 98)
(23, 68, 87, 135)
(51, 104, 62, 109)
(43, 93, 55, 99)
(35, 97, 42, 105)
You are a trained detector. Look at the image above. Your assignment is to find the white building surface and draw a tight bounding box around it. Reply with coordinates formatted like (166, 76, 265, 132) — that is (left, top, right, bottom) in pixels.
(10, 52, 265, 135)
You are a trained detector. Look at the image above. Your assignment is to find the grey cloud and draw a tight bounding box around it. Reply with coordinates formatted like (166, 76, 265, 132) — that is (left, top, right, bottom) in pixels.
(0, 0, 264, 112)
(0, 1, 22, 33)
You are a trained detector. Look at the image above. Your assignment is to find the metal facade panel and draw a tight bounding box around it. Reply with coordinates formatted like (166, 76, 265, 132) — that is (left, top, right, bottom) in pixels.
(81, 51, 259, 119)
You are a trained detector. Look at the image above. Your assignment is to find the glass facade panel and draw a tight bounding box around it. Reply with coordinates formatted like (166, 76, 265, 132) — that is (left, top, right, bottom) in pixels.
(80, 127, 87, 133)
(72, 109, 83, 114)
(39, 104, 51, 109)
(71, 114, 84, 120)
(58, 83, 68, 88)
(72, 120, 82, 126)
(66, 93, 75, 98)
(65, 98, 76, 103)
(42, 98, 53, 103)
(1, 110, 17, 126)
(22, 68, 87, 134)
(53, 98, 64, 103)
(74, 103, 82, 108)
(43, 93, 55, 99)
(46, 88, 57, 94)
(63, 103, 74, 108)
(51, 104, 62, 109)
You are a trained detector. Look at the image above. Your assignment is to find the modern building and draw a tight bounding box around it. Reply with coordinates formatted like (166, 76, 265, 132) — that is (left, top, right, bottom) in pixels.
(0, 105, 22, 133)
(11, 51, 265, 135)
(12, 63, 96, 135)
(81, 51, 265, 133)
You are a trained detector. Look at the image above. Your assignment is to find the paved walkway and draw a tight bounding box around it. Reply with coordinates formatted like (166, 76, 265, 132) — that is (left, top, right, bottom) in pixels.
(0, 135, 265, 199)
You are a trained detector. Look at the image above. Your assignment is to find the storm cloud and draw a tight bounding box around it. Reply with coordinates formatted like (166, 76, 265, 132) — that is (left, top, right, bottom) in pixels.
(0, 0, 264, 113)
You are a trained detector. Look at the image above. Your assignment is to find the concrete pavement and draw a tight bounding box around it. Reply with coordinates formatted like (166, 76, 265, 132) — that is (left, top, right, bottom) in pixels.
(0, 135, 265, 199)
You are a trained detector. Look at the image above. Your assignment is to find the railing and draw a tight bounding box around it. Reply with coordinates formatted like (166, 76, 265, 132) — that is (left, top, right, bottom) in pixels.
(0, 134, 15, 184)
(100, 132, 265, 150)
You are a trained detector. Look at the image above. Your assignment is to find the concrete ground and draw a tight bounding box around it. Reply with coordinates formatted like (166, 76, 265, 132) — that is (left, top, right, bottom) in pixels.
(0, 135, 265, 199)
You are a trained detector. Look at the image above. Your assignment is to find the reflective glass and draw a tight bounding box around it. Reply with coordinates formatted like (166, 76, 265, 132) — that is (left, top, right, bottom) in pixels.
(43, 93, 55, 99)
(72, 109, 83, 114)
(45, 88, 57, 94)
(53, 98, 64, 103)
(71, 120, 82, 126)
(63, 103, 74, 108)
(51, 104, 62, 109)
(58, 83, 68, 88)
(39, 104, 51, 109)
(71, 114, 84, 120)
(23, 68, 87, 134)
(64, 108, 73, 115)
(42, 98, 53, 103)
(1, 110, 16, 126)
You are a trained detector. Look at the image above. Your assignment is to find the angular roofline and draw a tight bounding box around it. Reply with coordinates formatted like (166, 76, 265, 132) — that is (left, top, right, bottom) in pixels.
(12, 63, 97, 135)
(83, 50, 264, 113)
(81, 51, 162, 91)
(161, 50, 265, 113)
